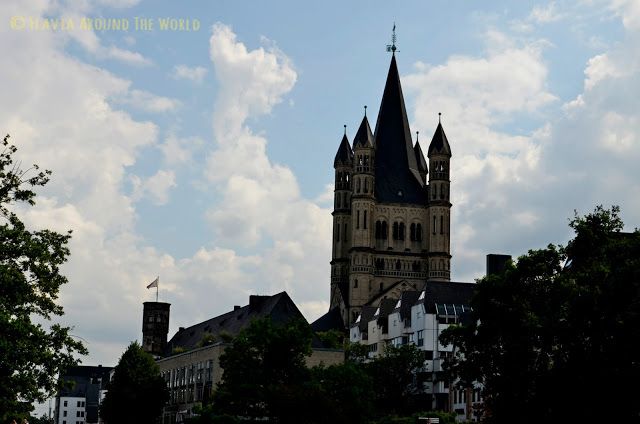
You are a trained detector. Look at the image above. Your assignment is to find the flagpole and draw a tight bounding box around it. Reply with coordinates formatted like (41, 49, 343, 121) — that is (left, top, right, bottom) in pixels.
(156, 276, 159, 302)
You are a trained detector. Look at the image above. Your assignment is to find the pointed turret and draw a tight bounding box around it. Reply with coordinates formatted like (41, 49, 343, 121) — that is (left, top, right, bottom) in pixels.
(353, 114, 374, 148)
(427, 121, 452, 157)
(333, 133, 353, 168)
(374, 55, 425, 203)
(414, 135, 428, 183)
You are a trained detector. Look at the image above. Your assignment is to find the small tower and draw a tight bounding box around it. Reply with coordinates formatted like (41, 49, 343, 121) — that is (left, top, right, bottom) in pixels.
(142, 302, 170, 356)
(330, 128, 353, 312)
(427, 114, 452, 281)
(348, 109, 376, 323)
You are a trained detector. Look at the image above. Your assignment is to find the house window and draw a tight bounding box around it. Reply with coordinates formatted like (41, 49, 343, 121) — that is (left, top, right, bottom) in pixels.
(64, 401, 67, 407)
(417, 330, 424, 346)
(63, 411, 67, 417)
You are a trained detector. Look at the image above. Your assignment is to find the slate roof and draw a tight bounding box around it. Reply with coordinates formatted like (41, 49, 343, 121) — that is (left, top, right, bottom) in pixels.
(311, 307, 344, 333)
(376, 298, 398, 325)
(414, 140, 428, 177)
(356, 305, 378, 332)
(422, 281, 475, 314)
(427, 122, 452, 157)
(373, 55, 426, 204)
(353, 115, 374, 148)
(58, 365, 113, 397)
(166, 291, 306, 354)
(333, 133, 353, 167)
(396, 290, 421, 321)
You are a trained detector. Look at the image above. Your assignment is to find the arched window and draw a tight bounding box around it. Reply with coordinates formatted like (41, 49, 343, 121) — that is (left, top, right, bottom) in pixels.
(432, 184, 437, 199)
(410, 223, 416, 241)
(395, 260, 401, 270)
(379, 282, 384, 292)
(382, 221, 388, 239)
(356, 210, 360, 229)
(335, 224, 340, 242)
(399, 223, 405, 240)
(392, 222, 399, 240)
(364, 178, 368, 193)
(354, 279, 358, 288)
(343, 192, 347, 208)
(356, 178, 361, 193)
(344, 223, 348, 240)
(375, 221, 382, 239)
(336, 193, 341, 209)
(440, 184, 445, 200)
(433, 216, 437, 235)
(440, 216, 444, 235)
(364, 210, 368, 229)
(417, 223, 423, 242)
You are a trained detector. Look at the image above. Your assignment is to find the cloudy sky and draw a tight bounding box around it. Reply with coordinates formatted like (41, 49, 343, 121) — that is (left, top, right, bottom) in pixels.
(2, 0, 640, 378)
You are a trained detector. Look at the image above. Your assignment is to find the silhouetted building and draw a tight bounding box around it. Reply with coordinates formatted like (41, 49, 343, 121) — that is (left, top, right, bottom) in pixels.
(54, 365, 113, 424)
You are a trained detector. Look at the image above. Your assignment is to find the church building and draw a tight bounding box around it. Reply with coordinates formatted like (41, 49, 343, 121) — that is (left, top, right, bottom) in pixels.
(319, 50, 453, 329)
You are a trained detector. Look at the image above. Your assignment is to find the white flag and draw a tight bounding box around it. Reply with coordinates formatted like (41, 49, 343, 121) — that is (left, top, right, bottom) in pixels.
(146, 277, 159, 289)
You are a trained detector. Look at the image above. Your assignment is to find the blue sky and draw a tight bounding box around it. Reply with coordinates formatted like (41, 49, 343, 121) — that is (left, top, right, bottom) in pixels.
(2, 0, 640, 397)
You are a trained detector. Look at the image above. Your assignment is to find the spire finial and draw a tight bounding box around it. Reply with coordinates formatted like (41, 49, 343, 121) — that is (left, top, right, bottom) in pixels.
(386, 23, 398, 55)
(364, 105, 367, 117)
(416, 131, 419, 142)
(438, 112, 442, 123)
(344, 124, 347, 135)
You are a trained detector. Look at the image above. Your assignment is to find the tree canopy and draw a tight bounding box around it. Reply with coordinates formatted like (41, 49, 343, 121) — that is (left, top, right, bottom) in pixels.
(441, 206, 640, 423)
(100, 341, 169, 424)
(0, 135, 87, 421)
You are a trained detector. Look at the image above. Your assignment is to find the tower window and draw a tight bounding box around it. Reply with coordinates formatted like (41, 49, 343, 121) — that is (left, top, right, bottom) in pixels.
(392, 222, 399, 240)
(417, 223, 423, 241)
(364, 178, 368, 193)
(379, 282, 384, 292)
(354, 279, 358, 288)
(395, 260, 401, 270)
(356, 210, 360, 229)
(440, 216, 444, 234)
(356, 178, 361, 193)
(344, 223, 348, 240)
(335, 224, 340, 242)
(363, 210, 367, 229)
(375, 221, 382, 239)
(410, 223, 416, 241)
(336, 193, 341, 209)
(382, 221, 388, 239)
(433, 216, 437, 235)
(399, 223, 405, 240)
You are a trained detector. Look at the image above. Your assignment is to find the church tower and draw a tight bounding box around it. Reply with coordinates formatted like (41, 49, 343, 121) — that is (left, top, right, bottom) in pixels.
(324, 48, 453, 329)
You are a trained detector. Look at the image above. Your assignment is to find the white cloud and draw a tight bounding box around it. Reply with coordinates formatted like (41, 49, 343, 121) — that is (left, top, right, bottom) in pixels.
(131, 170, 177, 205)
(529, 2, 564, 23)
(160, 135, 203, 166)
(117, 89, 181, 113)
(172, 65, 208, 83)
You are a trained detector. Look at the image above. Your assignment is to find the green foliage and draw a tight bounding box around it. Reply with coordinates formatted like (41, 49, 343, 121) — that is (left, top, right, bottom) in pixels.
(212, 318, 313, 422)
(100, 342, 169, 424)
(441, 205, 640, 423)
(367, 344, 425, 414)
(315, 328, 345, 348)
(0, 135, 87, 421)
(197, 332, 216, 347)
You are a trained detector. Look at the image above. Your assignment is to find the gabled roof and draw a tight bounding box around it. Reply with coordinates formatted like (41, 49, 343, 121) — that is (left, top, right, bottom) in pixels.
(422, 281, 475, 314)
(376, 298, 398, 325)
(353, 115, 374, 148)
(311, 307, 344, 333)
(356, 305, 378, 332)
(58, 366, 113, 397)
(414, 140, 428, 176)
(427, 122, 452, 157)
(373, 55, 426, 204)
(166, 292, 306, 354)
(333, 133, 353, 167)
(396, 290, 421, 321)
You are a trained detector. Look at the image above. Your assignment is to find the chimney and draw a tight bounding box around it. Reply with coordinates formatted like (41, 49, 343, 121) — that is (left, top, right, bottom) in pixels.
(234, 305, 241, 311)
(486, 254, 511, 276)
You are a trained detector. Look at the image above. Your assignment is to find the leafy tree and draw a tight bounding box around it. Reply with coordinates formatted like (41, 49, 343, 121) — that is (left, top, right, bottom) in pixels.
(366, 344, 425, 415)
(441, 206, 640, 423)
(100, 341, 169, 424)
(212, 318, 313, 423)
(0, 135, 87, 421)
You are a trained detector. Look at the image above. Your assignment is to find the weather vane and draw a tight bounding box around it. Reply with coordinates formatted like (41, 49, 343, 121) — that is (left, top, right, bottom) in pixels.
(386, 23, 398, 54)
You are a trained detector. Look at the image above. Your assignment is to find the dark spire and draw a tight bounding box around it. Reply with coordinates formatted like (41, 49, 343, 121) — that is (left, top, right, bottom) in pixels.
(334, 132, 353, 168)
(353, 112, 374, 148)
(427, 118, 452, 157)
(414, 135, 428, 175)
(373, 55, 425, 203)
